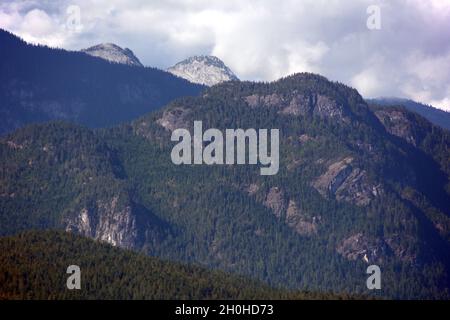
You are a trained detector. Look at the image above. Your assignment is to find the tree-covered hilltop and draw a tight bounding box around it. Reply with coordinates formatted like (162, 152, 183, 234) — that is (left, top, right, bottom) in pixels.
(1, 73, 449, 299)
(0, 29, 204, 135)
(0, 230, 350, 300)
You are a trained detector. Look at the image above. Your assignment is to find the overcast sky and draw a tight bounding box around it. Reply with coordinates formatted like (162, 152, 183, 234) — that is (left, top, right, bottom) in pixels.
(1, 0, 449, 111)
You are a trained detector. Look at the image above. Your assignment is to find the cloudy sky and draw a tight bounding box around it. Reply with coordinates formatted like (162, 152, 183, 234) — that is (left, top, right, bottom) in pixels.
(1, 0, 449, 111)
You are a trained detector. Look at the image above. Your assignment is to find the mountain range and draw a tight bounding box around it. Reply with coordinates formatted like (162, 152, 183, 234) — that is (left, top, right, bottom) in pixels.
(4, 26, 445, 135)
(1, 30, 450, 300)
(1, 70, 450, 298)
(78, 38, 450, 131)
(0, 29, 203, 135)
(80, 42, 239, 87)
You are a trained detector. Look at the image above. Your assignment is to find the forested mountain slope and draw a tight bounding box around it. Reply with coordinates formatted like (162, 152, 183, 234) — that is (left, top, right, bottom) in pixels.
(1, 73, 449, 299)
(0, 231, 348, 299)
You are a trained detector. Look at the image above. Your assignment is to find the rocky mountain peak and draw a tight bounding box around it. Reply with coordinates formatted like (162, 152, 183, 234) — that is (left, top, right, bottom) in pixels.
(81, 43, 143, 67)
(167, 55, 239, 86)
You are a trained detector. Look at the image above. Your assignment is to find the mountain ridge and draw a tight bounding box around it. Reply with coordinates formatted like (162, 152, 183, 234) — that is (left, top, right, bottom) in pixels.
(81, 43, 143, 67)
(167, 55, 239, 86)
(368, 97, 450, 131)
(0, 29, 204, 135)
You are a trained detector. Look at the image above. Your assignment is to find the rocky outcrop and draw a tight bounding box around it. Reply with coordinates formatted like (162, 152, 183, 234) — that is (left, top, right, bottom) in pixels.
(337, 233, 416, 264)
(64, 196, 138, 249)
(263, 187, 286, 218)
(312, 157, 381, 206)
(374, 109, 418, 146)
(337, 233, 390, 264)
(262, 188, 319, 236)
(334, 168, 383, 206)
(245, 93, 284, 109)
(313, 157, 354, 196)
(244, 93, 346, 120)
(281, 94, 310, 115)
(314, 95, 344, 118)
(285, 200, 319, 236)
(81, 43, 143, 67)
(167, 55, 239, 86)
(156, 107, 191, 132)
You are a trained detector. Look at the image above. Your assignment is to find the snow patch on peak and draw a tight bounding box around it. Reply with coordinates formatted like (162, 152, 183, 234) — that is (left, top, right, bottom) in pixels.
(81, 43, 143, 67)
(167, 55, 239, 86)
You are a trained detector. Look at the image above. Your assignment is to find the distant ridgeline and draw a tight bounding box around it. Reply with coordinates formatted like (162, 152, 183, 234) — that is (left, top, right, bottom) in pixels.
(367, 98, 450, 131)
(0, 29, 204, 135)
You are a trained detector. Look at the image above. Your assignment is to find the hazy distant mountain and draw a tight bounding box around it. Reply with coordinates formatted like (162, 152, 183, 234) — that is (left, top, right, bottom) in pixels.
(368, 97, 450, 130)
(0, 29, 204, 135)
(81, 43, 143, 67)
(167, 55, 239, 86)
(2, 73, 449, 299)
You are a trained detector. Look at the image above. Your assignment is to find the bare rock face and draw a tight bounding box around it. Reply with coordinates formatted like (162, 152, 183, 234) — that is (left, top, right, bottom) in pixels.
(374, 109, 418, 146)
(81, 43, 143, 67)
(337, 233, 390, 264)
(313, 157, 354, 196)
(156, 107, 191, 132)
(285, 200, 319, 236)
(167, 55, 238, 86)
(244, 93, 346, 120)
(65, 196, 138, 249)
(245, 93, 284, 109)
(243, 94, 260, 108)
(281, 94, 310, 115)
(337, 233, 417, 264)
(312, 157, 381, 206)
(334, 168, 383, 206)
(262, 188, 320, 236)
(314, 95, 344, 118)
(263, 187, 286, 218)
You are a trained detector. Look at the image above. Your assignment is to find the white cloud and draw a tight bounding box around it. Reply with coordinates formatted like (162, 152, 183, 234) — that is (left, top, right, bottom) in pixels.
(0, 0, 449, 111)
(351, 69, 382, 98)
(21, 9, 53, 36)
